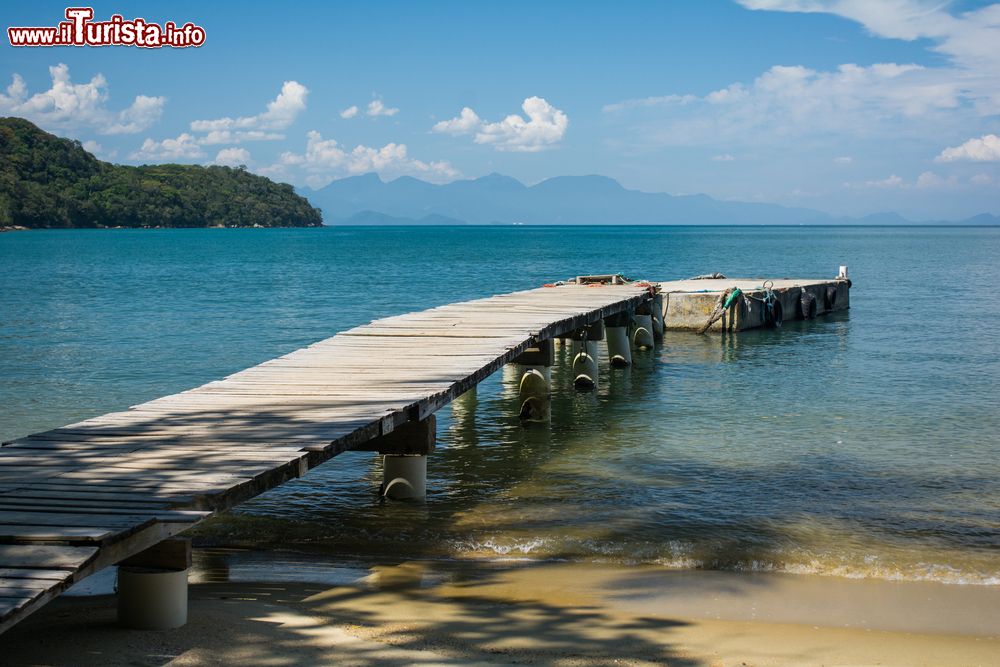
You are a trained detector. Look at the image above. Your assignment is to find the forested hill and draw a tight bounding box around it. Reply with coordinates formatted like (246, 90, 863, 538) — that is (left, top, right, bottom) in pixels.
(0, 117, 322, 229)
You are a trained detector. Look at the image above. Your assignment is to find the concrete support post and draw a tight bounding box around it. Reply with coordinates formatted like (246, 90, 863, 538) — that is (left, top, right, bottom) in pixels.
(382, 455, 427, 500)
(117, 537, 191, 630)
(360, 415, 435, 500)
(569, 319, 604, 390)
(632, 314, 654, 350)
(650, 294, 665, 339)
(604, 311, 632, 368)
(518, 365, 551, 421)
(571, 340, 600, 390)
(512, 339, 554, 421)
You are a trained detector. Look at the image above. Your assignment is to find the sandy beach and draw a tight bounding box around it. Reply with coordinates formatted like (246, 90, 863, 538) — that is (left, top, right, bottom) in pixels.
(3, 556, 998, 666)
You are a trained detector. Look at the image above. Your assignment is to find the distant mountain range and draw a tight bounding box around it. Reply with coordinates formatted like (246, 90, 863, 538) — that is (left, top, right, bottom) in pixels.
(305, 172, 999, 227)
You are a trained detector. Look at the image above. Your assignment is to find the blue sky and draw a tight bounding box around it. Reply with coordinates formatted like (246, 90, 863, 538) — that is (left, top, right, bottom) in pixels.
(2, 0, 998, 219)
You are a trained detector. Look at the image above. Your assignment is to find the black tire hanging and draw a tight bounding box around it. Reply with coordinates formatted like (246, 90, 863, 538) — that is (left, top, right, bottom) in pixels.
(799, 291, 817, 319)
(825, 285, 838, 310)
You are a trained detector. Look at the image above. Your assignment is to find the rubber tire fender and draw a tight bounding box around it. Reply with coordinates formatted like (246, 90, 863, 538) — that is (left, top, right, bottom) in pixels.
(825, 285, 838, 310)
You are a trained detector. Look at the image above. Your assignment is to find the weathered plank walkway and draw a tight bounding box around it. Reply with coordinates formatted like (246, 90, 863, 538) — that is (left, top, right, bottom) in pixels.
(0, 283, 650, 634)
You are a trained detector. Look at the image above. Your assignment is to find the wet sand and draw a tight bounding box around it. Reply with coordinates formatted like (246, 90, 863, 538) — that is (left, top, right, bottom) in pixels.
(3, 558, 998, 666)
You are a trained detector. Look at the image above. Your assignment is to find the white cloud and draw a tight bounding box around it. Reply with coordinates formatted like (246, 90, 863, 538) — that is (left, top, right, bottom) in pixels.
(260, 130, 459, 188)
(917, 171, 944, 188)
(602, 94, 698, 113)
(80, 139, 117, 160)
(863, 174, 904, 189)
(0, 63, 164, 135)
(103, 95, 166, 135)
(433, 96, 568, 152)
(200, 129, 284, 145)
(846, 170, 973, 190)
(432, 107, 481, 135)
(711, 153, 736, 162)
(834, 156, 853, 164)
(213, 147, 251, 167)
(936, 134, 1000, 162)
(129, 133, 205, 161)
(190, 80, 307, 135)
(340, 105, 359, 119)
(366, 99, 398, 117)
(971, 173, 993, 185)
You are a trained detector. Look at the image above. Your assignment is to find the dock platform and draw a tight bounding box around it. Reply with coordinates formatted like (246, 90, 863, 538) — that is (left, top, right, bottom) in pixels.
(0, 274, 849, 634)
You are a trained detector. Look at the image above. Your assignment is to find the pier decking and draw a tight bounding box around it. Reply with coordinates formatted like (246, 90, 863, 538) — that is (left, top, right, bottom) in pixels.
(0, 275, 849, 634)
(0, 283, 652, 633)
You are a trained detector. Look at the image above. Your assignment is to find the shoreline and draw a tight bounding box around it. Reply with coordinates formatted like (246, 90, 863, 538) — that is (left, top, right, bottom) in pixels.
(4, 552, 997, 665)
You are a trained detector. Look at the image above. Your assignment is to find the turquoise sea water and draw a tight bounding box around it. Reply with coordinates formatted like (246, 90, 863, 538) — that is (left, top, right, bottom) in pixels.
(1, 226, 998, 584)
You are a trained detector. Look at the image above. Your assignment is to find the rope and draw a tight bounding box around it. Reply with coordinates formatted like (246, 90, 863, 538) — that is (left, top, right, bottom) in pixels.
(698, 287, 741, 334)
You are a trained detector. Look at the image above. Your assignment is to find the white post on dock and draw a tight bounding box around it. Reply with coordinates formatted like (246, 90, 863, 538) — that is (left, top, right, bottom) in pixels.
(117, 538, 190, 630)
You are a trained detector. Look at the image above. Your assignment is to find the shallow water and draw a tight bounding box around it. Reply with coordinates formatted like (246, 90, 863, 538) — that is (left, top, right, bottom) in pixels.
(1, 226, 998, 584)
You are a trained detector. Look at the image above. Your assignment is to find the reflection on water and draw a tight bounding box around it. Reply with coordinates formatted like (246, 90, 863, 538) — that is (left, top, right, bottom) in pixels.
(3, 226, 1000, 585)
(194, 317, 1000, 585)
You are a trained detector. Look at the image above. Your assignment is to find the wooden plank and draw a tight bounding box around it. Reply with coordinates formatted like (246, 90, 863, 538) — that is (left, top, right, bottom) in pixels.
(0, 525, 113, 543)
(0, 568, 70, 581)
(0, 545, 97, 569)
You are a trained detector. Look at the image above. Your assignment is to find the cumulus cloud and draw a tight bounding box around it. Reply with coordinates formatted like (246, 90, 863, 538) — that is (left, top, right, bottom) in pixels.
(213, 147, 251, 167)
(433, 96, 568, 152)
(130, 133, 205, 161)
(259, 130, 459, 188)
(366, 99, 398, 117)
(936, 134, 1000, 162)
(189, 80, 307, 140)
(0, 63, 164, 135)
(130, 80, 306, 164)
(432, 107, 481, 135)
(340, 105, 359, 119)
(711, 154, 736, 162)
(834, 156, 853, 164)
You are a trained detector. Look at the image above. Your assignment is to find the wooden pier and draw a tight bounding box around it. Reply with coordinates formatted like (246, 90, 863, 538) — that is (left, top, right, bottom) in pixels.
(0, 275, 849, 634)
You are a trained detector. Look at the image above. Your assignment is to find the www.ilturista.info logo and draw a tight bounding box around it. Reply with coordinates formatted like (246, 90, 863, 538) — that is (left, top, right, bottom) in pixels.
(8, 7, 206, 48)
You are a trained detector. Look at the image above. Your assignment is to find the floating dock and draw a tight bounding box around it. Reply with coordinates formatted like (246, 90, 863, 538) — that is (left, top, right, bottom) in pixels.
(0, 273, 849, 634)
(658, 277, 850, 331)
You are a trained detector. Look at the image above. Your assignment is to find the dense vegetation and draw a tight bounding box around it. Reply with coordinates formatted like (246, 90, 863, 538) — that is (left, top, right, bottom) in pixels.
(0, 117, 323, 228)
